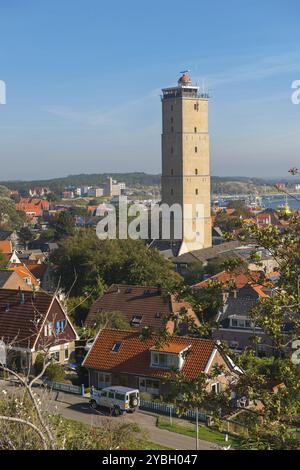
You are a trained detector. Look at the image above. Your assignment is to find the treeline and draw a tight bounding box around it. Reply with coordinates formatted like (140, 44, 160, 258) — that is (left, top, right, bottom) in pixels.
(0, 172, 162, 195)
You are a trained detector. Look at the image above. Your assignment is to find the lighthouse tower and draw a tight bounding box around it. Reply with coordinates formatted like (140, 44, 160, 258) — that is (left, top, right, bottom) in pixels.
(161, 72, 212, 255)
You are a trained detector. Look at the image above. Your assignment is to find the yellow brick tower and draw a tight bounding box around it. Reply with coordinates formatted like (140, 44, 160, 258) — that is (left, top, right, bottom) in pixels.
(161, 72, 212, 255)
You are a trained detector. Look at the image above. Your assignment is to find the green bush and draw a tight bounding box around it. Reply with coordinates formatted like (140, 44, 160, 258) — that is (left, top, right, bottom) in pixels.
(46, 363, 65, 382)
(140, 392, 153, 401)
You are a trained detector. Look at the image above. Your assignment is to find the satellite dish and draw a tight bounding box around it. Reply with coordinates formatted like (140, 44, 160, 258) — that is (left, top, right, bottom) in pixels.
(0, 340, 6, 366)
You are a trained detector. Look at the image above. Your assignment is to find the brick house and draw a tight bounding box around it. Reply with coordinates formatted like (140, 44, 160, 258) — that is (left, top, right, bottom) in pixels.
(85, 284, 200, 334)
(83, 329, 241, 397)
(0, 288, 78, 370)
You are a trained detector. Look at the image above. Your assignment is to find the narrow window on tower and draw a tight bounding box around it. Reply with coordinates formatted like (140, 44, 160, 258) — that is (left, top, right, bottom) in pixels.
(194, 103, 199, 111)
(195, 169, 198, 175)
(195, 189, 198, 195)
(195, 146, 198, 153)
(171, 169, 174, 175)
(171, 146, 174, 154)
(194, 127, 197, 133)
(171, 188, 174, 195)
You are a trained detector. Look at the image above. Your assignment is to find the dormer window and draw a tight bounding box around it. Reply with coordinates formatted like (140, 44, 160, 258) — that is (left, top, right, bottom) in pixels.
(131, 315, 143, 327)
(111, 342, 121, 352)
(151, 351, 180, 369)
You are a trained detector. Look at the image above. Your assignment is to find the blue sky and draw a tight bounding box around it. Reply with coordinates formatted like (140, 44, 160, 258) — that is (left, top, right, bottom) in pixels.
(0, 0, 299, 180)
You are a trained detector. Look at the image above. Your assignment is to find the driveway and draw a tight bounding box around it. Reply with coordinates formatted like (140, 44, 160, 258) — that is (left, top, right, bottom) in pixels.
(1, 380, 217, 450)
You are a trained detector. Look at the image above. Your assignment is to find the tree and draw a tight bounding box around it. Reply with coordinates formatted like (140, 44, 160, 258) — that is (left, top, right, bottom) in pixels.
(18, 226, 34, 249)
(50, 230, 182, 296)
(50, 211, 75, 239)
(0, 198, 26, 230)
(0, 250, 7, 269)
(182, 261, 204, 285)
(0, 186, 10, 198)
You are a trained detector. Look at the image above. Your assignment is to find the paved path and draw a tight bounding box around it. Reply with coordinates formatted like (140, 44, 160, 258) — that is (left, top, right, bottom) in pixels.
(1, 380, 217, 450)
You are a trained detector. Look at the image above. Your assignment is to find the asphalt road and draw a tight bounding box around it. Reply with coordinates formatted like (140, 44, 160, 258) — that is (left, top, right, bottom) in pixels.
(1, 380, 218, 451)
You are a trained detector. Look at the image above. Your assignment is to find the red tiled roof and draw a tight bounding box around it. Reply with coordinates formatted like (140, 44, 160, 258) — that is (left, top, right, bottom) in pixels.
(16, 198, 49, 216)
(194, 271, 262, 289)
(83, 329, 216, 380)
(0, 240, 12, 254)
(9, 264, 40, 286)
(86, 284, 176, 332)
(0, 289, 54, 348)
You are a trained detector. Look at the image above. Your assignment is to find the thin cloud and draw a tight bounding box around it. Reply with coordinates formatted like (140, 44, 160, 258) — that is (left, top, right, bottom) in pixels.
(195, 52, 300, 88)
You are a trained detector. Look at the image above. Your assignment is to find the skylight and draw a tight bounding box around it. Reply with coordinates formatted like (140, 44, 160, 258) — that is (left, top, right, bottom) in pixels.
(131, 315, 143, 326)
(111, 342, 121, 352)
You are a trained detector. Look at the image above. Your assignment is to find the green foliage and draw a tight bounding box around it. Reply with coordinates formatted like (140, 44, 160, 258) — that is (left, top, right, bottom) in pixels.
(18, 226, 34, 247)
(50, 211, 75, 239)
(92, 310, 131, 331)
(0, 186, 10, 198)
(46, 363, 65, 382)
(182, 261, 204, 285)
(50, 230, 182, 296)
(0, 250, 7, 269)
(0, 197, 26, 230)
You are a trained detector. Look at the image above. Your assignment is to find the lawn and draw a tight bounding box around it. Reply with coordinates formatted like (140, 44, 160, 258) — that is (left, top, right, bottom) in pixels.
(156, 417, 241, 448)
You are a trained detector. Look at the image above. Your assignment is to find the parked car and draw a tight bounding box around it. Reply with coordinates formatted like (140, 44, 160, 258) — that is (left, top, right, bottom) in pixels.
(89, 386, 140, 416)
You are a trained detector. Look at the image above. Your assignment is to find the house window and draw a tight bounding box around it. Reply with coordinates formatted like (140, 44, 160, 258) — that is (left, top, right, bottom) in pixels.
(139, 377, 160, 395)
(97, 372, 111, 389)
(195, 169, 198, 175)
(211, 382, 220, 394)
(56, 320, 65, 335)
(231, 319, 238, 327)
(245, 320, 251, 328)
(64, 347, 69, 360)
(195, 146, 198, 153)
(151, 352, 180, 369)
(44, 322, 54, 337)
(194, 103, 198, 111)
(195, 189, 198, 195)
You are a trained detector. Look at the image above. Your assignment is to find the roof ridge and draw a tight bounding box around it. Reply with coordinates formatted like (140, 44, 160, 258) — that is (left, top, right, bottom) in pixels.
(108, 283, 166, 290)
(99, 327, 216, 343)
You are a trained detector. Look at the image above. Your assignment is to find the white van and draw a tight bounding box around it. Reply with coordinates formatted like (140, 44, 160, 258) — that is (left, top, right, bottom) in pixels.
(90, 386, 140, 416)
